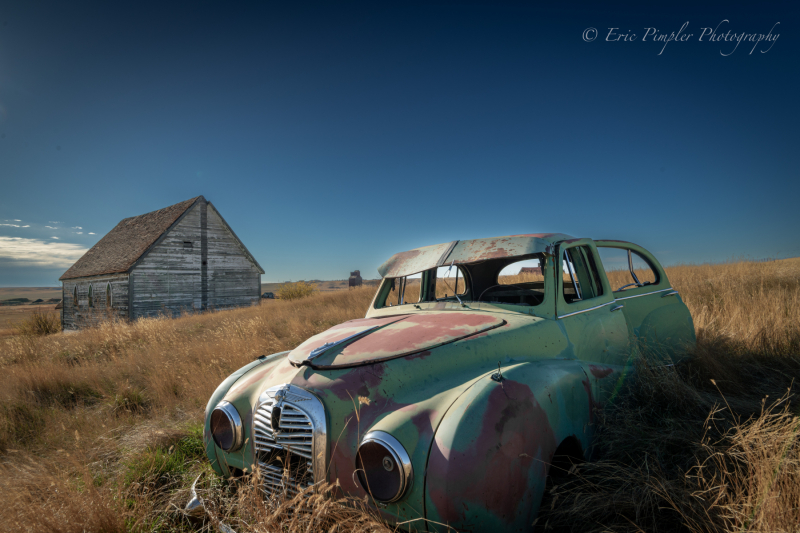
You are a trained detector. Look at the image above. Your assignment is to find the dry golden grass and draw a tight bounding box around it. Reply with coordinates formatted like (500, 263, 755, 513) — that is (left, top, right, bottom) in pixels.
(0, 304, 61, 337)
(0, 259, 798, 532)
(14, 310, 62, 337)
(277, 281, 319, 300)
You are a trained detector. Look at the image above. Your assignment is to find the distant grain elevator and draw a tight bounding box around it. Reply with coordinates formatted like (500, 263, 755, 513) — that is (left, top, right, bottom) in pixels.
(349, 270, 363, 289)
(59, 196, 264, 329)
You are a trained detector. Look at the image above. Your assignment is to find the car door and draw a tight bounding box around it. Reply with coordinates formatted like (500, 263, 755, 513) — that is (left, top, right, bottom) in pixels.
(594, 240, 696, 362)
(556, 239, 630, 405)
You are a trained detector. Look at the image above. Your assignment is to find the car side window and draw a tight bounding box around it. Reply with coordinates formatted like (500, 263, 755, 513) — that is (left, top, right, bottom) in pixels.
(562, 246, 604, 304)
(597, 247, 659, 292)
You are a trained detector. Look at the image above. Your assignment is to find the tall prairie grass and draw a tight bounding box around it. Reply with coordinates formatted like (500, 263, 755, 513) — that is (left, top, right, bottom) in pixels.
(14, 310, 61, 337)
(0, 259, 798, 532)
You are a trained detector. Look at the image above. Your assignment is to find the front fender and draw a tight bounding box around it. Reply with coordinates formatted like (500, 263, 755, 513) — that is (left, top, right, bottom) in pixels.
(424, 360, 593, 532)
(203, 351, 290, 476)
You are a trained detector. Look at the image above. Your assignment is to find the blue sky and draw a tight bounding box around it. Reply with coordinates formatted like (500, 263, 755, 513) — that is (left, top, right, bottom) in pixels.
(0, 1, 798, 286)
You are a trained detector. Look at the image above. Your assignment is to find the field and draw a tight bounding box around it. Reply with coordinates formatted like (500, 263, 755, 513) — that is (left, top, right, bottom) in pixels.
(261, 279, 379, 294)
(0, 288, 62, 338)
(0, 282, 377, 337)
(0, 287, 62, 301)
(0, 259, 799, 532)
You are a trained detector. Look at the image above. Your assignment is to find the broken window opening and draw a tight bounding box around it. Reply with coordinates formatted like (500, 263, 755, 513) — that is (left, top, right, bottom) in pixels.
(435, 264, 467, 300)
(562, 246, 604, 304)
(476, 256, 546, 306)
(375, 254, 551, 309)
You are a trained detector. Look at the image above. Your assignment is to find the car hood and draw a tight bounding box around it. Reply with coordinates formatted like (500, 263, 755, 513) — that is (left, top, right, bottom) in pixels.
(288, 311, 506, 369)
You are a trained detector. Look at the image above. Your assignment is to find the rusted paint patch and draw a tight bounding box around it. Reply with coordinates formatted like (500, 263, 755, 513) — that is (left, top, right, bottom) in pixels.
(445, 235, 571, 264)
(588, 364, 614, 379)
(377, 234, 573, 279)
(226, 358, 284, 397)
(296, 312, 505, 368)
(378, 241, 455, 278)
(426, 380, 556, 529)
(406, 349, 432, 361)
(287, 316, 408, 365)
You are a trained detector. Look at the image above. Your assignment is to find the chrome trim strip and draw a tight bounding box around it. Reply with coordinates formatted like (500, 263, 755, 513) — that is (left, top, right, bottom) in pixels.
(661, 290, 679, 298)
(628, 249, 641, 286)
(564, 249, 581, 300)
(613, 287, 674, 301)
(308, 325, 381, 360)
(357, 430, 413, 503)
(610, 305, 624, 312)
(557, 300, 613, 319)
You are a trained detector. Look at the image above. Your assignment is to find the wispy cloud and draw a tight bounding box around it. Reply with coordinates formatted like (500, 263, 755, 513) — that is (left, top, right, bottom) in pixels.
(21, 225, 30, 228)
(13, 219, 21, 222)
(0, 223, 21, 227)
(76, 232, 83, 234)
(51, 236, 59, 240)
(72, 226, 83, 230)
(0, 237, 86, 267)
(45, 226, 58, 229)
(49, 221, 62, 224)
(88, 232, 96, 235)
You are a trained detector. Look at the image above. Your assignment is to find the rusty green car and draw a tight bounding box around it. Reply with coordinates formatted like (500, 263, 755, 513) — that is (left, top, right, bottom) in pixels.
(203, 234, 695, 531)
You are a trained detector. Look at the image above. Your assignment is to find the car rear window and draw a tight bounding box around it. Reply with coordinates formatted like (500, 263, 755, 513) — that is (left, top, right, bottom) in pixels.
(597, 247, 659, 291)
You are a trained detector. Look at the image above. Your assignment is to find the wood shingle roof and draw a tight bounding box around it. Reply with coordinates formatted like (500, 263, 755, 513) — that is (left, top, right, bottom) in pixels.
(59, 197, 201, 280)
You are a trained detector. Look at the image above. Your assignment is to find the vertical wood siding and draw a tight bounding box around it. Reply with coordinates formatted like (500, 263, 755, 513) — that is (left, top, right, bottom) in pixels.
(129, 200, 260, 318)
(206, 204, 260, 308)
(61, 274, 130, 330)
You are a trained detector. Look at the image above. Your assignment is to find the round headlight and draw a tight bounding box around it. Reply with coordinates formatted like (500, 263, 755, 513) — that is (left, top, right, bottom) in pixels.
(210, 401, 243, 452)
(356, 431, 413, 503)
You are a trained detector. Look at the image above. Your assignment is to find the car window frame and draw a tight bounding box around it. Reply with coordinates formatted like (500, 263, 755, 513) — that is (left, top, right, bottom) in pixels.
(593, 241, 671, 297)
(555, 239, 615, 319)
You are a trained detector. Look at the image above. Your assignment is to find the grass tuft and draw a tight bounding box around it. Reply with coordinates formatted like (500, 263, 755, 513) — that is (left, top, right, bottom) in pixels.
(14, 310, 61, 336)
(277, 280, 319, 300)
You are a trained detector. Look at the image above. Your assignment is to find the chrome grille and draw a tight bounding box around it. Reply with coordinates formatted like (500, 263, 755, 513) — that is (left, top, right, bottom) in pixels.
(253, 385, 326, 498)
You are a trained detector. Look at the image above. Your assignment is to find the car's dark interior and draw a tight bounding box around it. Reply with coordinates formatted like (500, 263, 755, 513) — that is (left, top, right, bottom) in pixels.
(375, 253, 550, 308)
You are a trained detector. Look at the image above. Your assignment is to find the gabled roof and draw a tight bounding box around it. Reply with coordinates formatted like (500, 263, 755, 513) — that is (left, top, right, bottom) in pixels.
(60, 197, 201, 280)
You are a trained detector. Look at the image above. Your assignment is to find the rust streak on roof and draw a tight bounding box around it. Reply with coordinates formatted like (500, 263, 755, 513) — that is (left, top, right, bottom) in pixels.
(59, 197, 200, 280)
(377, 233, 574, 278)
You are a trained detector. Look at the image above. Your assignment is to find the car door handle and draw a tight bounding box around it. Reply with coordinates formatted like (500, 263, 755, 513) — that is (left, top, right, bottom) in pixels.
(610, 305, 624, 312)
(661, 291, 679, 298)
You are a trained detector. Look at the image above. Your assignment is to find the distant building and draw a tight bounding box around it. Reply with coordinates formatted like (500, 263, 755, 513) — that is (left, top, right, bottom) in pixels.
(59, 196, 264, 330)
(349, 270, 362, 289)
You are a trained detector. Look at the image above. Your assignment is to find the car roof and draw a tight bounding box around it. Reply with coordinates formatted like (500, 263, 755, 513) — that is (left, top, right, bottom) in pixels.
(377, 233, 575, 278)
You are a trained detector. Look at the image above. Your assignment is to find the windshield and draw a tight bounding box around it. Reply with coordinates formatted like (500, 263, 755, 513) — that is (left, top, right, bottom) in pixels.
(375, 253, 547, 308)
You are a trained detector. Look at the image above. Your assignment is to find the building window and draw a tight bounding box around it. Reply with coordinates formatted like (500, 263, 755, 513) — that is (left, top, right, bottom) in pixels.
(88, 284, 93, 308)
(184, 241, 193, 249)
(73, 286, 78, 307)
(106, 283, 112, 307)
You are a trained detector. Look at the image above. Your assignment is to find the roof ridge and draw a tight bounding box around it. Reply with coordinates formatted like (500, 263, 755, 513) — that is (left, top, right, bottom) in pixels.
(59, 196, 202, 280)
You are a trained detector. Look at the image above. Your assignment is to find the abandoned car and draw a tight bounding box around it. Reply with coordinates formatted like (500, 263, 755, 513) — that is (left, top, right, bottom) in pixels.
(203, 234, 695, 531)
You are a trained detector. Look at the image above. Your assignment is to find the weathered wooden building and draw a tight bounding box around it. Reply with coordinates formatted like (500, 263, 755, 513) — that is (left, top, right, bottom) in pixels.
(59, 196, 264, 329)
